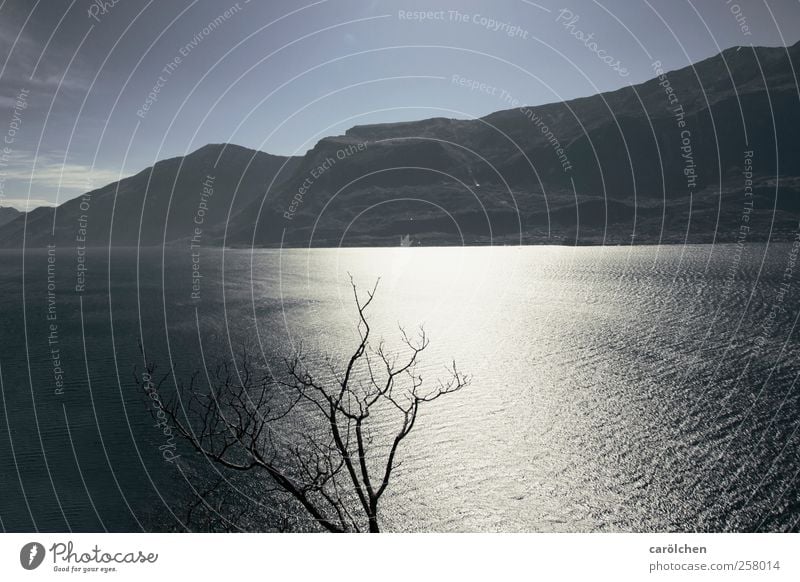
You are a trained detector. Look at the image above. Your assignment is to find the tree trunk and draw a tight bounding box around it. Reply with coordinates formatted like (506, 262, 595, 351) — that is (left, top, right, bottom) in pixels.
(368, 514, 380, 533)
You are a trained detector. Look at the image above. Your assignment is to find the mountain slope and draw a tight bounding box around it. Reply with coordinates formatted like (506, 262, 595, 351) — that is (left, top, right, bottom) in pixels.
(0, 144, 300, 248)
(3, 42, 799, 248)
(0, 207, 21, 227)
(229, 41, 800, 246)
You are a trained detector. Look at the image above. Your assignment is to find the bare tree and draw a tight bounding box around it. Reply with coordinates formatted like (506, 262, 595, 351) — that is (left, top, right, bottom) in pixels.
(144, 278, 468, 532)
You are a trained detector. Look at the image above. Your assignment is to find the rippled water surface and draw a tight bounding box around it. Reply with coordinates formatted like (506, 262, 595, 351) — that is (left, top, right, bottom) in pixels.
(1, 244, 798, 532)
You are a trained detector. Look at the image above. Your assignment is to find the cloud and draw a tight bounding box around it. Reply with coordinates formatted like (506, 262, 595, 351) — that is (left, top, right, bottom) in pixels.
(33, 73, 90, 92)
(1, 152, 128, 201)
(29, 162, 124, 192)
(0, 16, 92, 98)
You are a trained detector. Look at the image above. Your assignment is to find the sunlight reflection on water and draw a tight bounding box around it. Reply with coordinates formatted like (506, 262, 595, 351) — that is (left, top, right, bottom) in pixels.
(248, 244, 799, 532)
(1, 244, 798, 532)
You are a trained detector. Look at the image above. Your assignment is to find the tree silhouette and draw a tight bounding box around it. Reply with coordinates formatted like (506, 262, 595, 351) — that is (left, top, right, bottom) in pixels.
(144, 278, 468, 532)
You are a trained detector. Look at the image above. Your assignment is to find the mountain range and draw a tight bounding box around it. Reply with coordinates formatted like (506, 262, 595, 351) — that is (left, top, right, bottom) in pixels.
(0, 207, 21, 227)
(2, 41, 799, 249)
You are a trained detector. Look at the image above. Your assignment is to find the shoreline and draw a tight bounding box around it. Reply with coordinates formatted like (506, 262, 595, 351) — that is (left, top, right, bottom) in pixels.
(0, 239, 793, 253)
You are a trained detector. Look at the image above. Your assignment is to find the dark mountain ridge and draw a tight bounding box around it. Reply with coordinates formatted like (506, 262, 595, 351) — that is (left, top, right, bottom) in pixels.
(237, 41, 800, 246)
(2, 41, 799, 248)
(0, 206, 21, 227)
(0, 144, 300, 248)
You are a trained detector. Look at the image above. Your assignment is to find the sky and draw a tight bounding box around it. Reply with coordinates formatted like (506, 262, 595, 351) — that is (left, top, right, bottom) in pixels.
(0, 0, 799, 209)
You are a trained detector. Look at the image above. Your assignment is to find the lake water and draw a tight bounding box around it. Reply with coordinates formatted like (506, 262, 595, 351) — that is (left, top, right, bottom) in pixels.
(0, 244, 798, 532)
